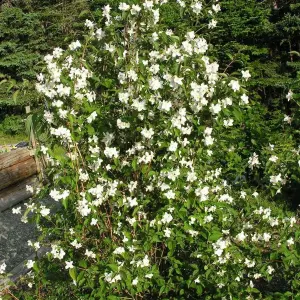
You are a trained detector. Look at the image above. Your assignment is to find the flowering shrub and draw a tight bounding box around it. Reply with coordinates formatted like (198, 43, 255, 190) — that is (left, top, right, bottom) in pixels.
(2, 1, 299, 299)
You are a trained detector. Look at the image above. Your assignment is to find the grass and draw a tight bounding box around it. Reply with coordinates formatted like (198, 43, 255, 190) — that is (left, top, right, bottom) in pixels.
(0, 132, 28, 145)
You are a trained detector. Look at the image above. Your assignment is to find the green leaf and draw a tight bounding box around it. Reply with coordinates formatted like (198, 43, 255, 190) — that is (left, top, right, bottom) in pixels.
(79, 260, 87, 268)
(132, 158, 137, 171)
(52, 145, 66, 160)
(208, 231, 223, 242)
(12, 90, 19, 104)
(107, 264, 118, 272)
(79, 10, 90, 18)
(87, 124, 95, 135)
(69, 268, 77, 281)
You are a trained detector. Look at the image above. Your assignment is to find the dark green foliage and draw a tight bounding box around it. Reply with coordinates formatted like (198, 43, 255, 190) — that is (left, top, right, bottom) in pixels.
(0, 115, 25, 135)
(0, 7, 46, 80)
(0, 0, 90, 133)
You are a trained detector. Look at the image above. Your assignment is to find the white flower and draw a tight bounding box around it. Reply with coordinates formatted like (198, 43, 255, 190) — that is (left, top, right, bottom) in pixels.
(118, 92, 130, 104)
(43, 111, 54, 124)
(119, 2, 130, 11)
(283, 114, 292, 124)
(241, 94, 249, 104)
(26, 260, 35, 269)
(87, 111, 97, 123)
(287, 237, 294, 246)
(103, 5, 111, 24)
(37, 73, 44, 82)
(105, 43, 115, 53)
(223, 119, 234, 127)
(69, 40, 81, 50)
(96, 28, 105, 40)
(187, 171, 197, 182)
(131, 4, 141, 15)
(290, 217, 297, 227)
(168, 141, 178, 152)
(240, 191, 246, 199)
(53, 47, 63, 58)
(212, 4, 221, 12)
(263, 233, 271, 242)
(104, 147, 119, 158)
(132, 98, 146, 111)
(126, 69, 137, 81)
(79, 169, 89, 182)
(149, 77, 162, 90)
(91, 218, 98, 226)
(52, 100, 63, 108)
(195, 186, 210, 201)
(84, 19, 95, 29)
(113, 247, 125, 255)
(191, 1, 202, 14)
(149, 64, 160, 74)
(65, 261, 74, 269)
(228, 80, 240, 92)
(12, 207, 22, 214)
(204, 214, 213, 223)
(248, 152, 260, 169)
(164, 228, 172, 237)
(151, 32, 159, 42)
(204, 136, 214, 146)
(50, 126, 72, 141)
(132, 277, 139, 285)
(85, 249, 96, 259)
(241, 70, 251, 81)
(137, 255, 150, 268)
(208, 19, 217, 29)
(212, 238, 229, 257)
(141, 128, 154, 139)
(244, 258, 255, 268)
(267, 265, 275, 274)
(49, 189, 70, 202)
(40, 206, 50, 217)
(128, 197, 138, 207)
(51, 245, 65, 259)
(286, 90, 293, 101)
(164, 190, 175, 199)
(161, 212, 173, 224)
(145, 273, 153, 279)
(117, 119, 130, 129)
(204, 127, 213, 136)
(269, 155, 278, 162)
(236, 231, 247, 242)
(71, 240, 82, 249)
(77, 197, 91, 217)
(210, 103, 222, 114)
(0, 262, 6, 274)
(270, 173, 282, 185)
(143, 0, 153, 10)
(177, 0, 186, 7)
(159, 100, 172, 112)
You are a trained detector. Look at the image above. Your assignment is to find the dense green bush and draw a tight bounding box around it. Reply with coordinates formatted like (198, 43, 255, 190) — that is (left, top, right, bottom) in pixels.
(1, 1, 299, 300)
(0, 115, 25, 135)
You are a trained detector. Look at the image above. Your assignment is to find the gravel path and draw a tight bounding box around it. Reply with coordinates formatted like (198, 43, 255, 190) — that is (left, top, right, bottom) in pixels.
(0, 201, 37, 272)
